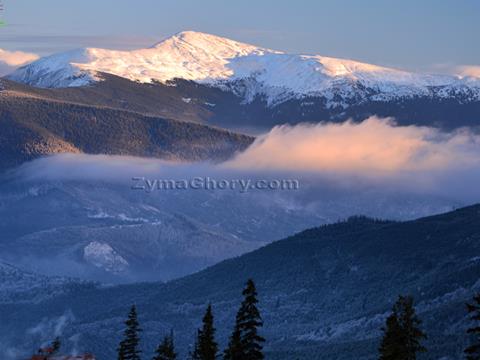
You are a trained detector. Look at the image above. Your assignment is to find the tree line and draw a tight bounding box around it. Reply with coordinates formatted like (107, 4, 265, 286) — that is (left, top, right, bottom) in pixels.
(117, 279, 264, 360)
(114, 282, 480, 360)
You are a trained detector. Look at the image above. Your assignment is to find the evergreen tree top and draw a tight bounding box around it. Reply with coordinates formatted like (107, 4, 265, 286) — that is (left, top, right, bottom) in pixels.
(243, 279, 258, 298)
(118, 304, 142, 360)
(378, 295, 426, 360)
(153, 332, 177, 360)
(224, 279, 265, 360)
(197, 304, 218, 360)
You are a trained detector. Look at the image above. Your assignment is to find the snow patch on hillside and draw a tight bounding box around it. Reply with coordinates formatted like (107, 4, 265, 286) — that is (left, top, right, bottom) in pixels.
(83, 242, 129, 274)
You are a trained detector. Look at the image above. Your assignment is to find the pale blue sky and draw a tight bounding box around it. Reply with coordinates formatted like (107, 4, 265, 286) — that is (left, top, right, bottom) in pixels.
(0, 0, 478, 71)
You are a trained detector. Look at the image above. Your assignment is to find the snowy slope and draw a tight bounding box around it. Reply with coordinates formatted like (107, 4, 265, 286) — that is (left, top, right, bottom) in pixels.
(8, 31, 276, 87)
(7, 31, 480, 107)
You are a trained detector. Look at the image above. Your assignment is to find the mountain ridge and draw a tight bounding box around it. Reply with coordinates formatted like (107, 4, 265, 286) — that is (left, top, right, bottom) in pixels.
(7, 31, 480, 109)
(0, 78, 254, 171)
(1, 204, 479, 359)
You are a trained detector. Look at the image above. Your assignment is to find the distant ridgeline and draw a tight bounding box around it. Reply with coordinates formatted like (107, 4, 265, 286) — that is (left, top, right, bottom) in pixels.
(1, 32, 479, 171)
(3, 31, 480, 132)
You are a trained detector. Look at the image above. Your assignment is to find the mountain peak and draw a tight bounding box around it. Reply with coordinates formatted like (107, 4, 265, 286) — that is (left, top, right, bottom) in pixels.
(151, 30, 275, 58)
(173, 30, 243, 44)
(161, 30, 267, 47)
(6, 30, 480, 106)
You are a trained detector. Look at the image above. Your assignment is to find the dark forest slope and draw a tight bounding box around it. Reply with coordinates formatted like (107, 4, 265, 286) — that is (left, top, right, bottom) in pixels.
(1, 205, 479, 359)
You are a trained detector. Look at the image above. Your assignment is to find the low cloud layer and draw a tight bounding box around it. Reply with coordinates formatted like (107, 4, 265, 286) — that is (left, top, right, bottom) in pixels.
(9, 117, 480, 203)
(12, 153, 208, 181)
(455, 65, 480, 78)
(0, 48, 39, 75)
(0, 48, 39, 66)
(226, 117, 480, 177)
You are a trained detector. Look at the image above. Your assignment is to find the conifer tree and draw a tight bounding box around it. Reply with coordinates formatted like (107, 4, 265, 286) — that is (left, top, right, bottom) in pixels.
(224, 279, 265, 360)
(379, 311, 404, 359)
(195, 304, 218, 360)
(378, 295, 426, 360)
(223, 325, 243, 360)
(118, 305, 142, 360)
(465, 293, 480, 360)
(153, 331, 176, 360)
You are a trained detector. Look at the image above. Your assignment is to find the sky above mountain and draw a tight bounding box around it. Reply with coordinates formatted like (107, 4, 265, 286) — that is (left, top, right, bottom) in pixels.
(0, 0, 478, 73)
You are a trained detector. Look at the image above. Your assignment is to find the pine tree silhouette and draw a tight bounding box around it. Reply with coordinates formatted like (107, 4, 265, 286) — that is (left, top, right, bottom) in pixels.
(195, 304, 218, 360)
(118, 305, 142, 360)
(223, 324, 243, 360)
(224, 279, 265, 360)
(153, 331, 177, 360)
(379, 314, 403, 359)
(465, 294, 480, 360)
(379, 295, 426, 360)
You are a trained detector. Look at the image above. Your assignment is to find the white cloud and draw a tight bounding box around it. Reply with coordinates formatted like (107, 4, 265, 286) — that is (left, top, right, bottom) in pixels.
(454, 65, 480, 79)
(10, 117, 480, 203)
(226, 117, 480, 176)
(0, 48, 39, 66)
(0, 48, 39, 75)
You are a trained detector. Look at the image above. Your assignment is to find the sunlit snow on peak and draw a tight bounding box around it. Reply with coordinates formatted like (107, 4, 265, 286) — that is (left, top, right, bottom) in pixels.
(7, 30, 480, 106)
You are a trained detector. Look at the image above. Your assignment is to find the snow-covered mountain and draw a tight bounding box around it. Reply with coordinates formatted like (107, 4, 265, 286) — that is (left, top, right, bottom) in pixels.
(8, 31, 480, 108)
